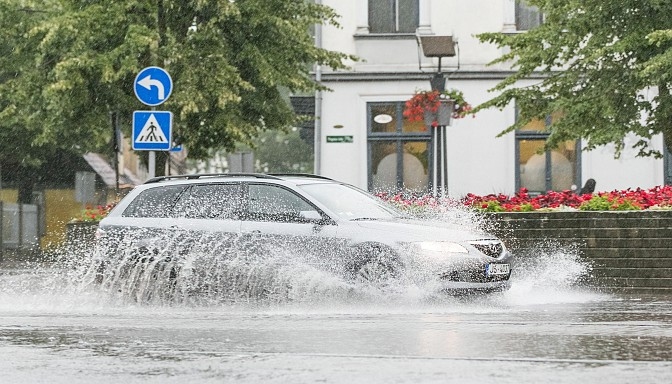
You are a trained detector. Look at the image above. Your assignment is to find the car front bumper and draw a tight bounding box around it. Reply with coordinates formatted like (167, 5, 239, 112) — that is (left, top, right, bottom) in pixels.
(439, 279, 512, 294)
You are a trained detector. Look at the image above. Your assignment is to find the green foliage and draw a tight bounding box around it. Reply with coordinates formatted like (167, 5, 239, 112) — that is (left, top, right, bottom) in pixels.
(0, 1, 60, 170)
(476, 0, 672, 158)
(479, 200, 506, 212)
(518, 202, 535, 212)
(476, 200, 535, 212)
(578, 195, 642, 211)
(254, 129, 314, 173)
(0, 0, 355, 170)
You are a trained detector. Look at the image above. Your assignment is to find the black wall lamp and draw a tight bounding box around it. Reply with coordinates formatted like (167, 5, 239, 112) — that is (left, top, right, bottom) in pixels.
(417, 35, 458, 92)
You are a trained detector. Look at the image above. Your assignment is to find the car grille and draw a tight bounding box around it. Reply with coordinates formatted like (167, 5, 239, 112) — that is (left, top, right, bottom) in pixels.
(470, 241, 503, 258)
(439, 269, 510, 283)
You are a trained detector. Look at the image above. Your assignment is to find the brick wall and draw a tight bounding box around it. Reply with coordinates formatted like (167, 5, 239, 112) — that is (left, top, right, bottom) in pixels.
(485, 211, 672, 294)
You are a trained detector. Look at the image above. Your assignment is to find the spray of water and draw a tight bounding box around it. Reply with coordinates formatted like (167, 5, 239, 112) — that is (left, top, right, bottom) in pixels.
(0, 206, 608, 310)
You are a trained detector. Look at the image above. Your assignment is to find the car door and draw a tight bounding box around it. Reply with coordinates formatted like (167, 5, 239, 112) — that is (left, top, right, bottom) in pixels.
(169, 183, 243, 256)
(240, 183, 345, 271)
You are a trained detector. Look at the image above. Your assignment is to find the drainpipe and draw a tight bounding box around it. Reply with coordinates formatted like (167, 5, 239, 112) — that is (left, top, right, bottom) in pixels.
(0, 201, 3, 262)
(314, 0, 323, 175)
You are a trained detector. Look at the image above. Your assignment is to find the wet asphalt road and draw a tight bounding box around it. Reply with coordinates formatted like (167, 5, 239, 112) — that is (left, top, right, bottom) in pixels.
(0, 262, 670, 384)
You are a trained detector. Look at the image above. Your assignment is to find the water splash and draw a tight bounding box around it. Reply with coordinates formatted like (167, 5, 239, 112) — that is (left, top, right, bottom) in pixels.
(503, 240, 606, 305)
(0, 209, 607, 310)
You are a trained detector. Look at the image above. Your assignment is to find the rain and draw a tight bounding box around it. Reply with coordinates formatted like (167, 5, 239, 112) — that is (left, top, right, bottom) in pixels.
(2, 1, 672, 383)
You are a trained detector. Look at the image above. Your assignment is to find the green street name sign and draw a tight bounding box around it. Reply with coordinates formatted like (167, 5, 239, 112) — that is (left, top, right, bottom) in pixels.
(326, 135, 353, 143)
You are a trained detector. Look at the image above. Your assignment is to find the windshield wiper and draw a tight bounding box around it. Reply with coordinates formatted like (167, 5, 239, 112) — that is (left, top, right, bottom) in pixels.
(349, 217, 381, 221)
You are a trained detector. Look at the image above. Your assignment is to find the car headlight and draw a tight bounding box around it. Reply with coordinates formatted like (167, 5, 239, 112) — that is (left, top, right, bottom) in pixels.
(417, 241, 469, 254)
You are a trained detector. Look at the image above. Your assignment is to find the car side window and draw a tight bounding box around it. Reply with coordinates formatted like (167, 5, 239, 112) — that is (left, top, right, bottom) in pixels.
(246, 184, 319, 223)
(122, 185, 186, 218)
(173, 184, 242, 219)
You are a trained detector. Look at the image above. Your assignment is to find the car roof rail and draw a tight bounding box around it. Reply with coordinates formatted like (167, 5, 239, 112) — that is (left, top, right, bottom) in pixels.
(269, 173, 335, 181)
(144, 173, 280, 184)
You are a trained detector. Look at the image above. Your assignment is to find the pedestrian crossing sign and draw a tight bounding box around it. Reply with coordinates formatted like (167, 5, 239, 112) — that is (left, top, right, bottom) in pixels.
(132, 111, 172, 150)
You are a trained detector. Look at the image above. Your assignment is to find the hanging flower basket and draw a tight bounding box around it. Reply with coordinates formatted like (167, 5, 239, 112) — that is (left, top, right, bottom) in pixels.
(403, 89, 474, 127)
(424, 99, 455, 126)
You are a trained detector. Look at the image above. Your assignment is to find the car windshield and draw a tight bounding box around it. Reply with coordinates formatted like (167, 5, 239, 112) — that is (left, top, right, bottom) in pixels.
(298, 183, 403, 220)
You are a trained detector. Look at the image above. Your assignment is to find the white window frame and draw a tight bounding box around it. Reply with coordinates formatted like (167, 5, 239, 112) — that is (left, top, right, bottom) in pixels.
(503, 0, 543, 33)
(358, 0, 429, 35)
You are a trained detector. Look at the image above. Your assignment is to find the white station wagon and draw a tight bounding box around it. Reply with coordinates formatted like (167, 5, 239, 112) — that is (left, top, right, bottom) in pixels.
(95, 174, 513, 295)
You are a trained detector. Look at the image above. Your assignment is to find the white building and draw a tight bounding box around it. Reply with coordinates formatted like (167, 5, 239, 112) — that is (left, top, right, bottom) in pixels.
(312, 0, 668, 197)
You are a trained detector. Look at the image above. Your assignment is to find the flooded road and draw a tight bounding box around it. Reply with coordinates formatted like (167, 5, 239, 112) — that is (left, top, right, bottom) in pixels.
(1, 252, 671, 383)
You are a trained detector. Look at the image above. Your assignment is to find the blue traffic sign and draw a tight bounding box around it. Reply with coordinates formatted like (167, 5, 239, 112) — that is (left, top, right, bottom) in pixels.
(132, 111, 172, 150)
(134, 66, 173, 106)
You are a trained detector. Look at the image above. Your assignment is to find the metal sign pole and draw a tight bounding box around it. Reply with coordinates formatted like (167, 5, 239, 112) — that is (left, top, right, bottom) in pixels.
(148, 102, 156, 178)
(148, 151, 156, 178)
(432, 128, 438, 197)
(437, 126, 444, 196)
(441, 125, 448, 197)
(132, 66, 173, 179)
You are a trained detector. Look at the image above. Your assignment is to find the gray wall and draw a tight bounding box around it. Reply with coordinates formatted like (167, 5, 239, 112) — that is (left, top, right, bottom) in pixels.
(1, 202, 40, 249)
(486, 211, 672, 294)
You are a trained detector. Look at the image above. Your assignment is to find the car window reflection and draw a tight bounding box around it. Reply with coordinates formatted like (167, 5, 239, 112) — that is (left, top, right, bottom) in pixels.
(245, 184, 319, 223)
(122, 185, 186, 218)
(299, 183, 401, 220)
(173, 184, 242, 219)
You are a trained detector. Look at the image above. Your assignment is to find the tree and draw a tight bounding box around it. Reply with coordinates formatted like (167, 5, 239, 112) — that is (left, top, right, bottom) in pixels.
(0, 0, 355, 190)
(0, 0, 67, 202)
(255, 128, 314, 173)
(476, 0, 672, 158)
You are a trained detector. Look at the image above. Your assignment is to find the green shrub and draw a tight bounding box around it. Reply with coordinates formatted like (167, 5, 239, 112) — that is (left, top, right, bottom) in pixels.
(579, 195, 641, 211)
(480, 200, 506, 212)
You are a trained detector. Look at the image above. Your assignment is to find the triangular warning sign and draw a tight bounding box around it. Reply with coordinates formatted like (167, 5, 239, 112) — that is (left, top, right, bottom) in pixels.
(136, 114, 168, 143)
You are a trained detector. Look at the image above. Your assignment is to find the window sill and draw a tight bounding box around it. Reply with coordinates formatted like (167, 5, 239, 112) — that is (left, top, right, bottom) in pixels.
(354, 33, 417, 41)
(502, 29, 529, 35)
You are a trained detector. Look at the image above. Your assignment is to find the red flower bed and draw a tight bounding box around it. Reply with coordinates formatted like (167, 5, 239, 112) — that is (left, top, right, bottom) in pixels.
(379, 185, 672, 213)
(71, 202, 118, 223)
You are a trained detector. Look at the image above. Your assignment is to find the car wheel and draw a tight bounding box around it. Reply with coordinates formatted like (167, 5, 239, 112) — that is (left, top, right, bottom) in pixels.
(350, 244, 401, 285)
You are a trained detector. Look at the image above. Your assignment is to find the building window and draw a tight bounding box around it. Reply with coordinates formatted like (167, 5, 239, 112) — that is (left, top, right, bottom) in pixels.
(516, 0, 543, 31)
(368, 102, 431, 192)
(369, 0, 419, 34)
(516, 112, 581, 194)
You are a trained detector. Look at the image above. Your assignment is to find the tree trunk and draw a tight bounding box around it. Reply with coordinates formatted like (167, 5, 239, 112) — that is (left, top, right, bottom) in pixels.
(17, 169, 35, 204)
(665, 133, 672, 155)
(659, 84, 672, 154)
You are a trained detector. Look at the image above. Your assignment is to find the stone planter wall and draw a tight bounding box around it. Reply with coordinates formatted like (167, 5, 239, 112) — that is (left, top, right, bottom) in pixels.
(486, 211, 672, 294)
